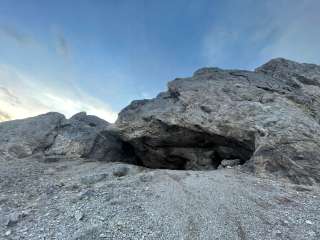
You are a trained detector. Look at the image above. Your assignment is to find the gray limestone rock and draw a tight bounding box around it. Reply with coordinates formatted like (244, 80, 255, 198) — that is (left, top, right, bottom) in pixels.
(1, 58, 320, 186)
(0, 112, 136, 164)
(0, 112, 65, 159)
(220, 159, 241, 168)
(116, 58, 320, 185)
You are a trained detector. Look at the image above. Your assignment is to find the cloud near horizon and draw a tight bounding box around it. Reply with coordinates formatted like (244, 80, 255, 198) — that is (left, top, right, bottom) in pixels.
(0, 64, 118, 123)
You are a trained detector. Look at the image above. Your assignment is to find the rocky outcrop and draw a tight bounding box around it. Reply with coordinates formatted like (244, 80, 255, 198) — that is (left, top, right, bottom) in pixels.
(0, 112, 137, 164)
(1, 58, 320, 240)
(116, 58, 320, 185)
(1, 58, 319, 185)
(0, 112, 65, 159)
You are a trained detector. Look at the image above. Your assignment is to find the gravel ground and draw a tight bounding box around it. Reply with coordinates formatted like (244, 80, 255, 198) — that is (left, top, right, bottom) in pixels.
(0, 156, 319, 240)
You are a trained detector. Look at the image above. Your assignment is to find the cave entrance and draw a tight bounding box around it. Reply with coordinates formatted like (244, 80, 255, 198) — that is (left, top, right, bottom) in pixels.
(127, 123, 255, 170)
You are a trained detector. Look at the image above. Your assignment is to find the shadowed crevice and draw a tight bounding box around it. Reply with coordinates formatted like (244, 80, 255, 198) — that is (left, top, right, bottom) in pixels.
(124, 120, 255, 170)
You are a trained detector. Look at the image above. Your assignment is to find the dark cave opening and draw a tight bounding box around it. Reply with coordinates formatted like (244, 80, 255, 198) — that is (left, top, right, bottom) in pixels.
(125, 122, 255, 171)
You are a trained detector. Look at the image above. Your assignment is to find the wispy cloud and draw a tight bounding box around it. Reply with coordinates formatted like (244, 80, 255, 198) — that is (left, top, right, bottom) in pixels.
(0, 64, 118, 122)
(0, 110, 11, 122)
(55, 31, 70, 60)
(0, 25, 33, 46)
(0, 24, 117, 122)
(0, 86, 21, 105)
(0, 24, 71, 61)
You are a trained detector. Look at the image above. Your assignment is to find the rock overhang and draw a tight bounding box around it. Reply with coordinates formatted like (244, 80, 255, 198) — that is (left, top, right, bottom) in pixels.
(116, 58, 320, 185)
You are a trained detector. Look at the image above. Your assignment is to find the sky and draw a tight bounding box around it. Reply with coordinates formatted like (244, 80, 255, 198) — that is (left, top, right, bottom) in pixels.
(0, 0, 319, 122)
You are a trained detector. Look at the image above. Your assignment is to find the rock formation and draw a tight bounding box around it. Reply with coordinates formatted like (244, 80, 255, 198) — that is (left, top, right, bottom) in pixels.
(1, 58, 320, 186)
(116, 58, 320, 185)
(0, 112, 137, 164)
(1, 58, 320, 240)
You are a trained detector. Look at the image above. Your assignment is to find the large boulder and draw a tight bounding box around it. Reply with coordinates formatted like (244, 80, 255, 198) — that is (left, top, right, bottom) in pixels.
(0, 112, 136, 164)
(45, 112, 136, 163)
(116, 58, 320, 185)
(0, 112, 65, 159)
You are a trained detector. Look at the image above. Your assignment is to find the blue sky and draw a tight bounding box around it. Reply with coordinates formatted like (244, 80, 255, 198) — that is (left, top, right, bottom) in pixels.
(0, 0, 319, 122)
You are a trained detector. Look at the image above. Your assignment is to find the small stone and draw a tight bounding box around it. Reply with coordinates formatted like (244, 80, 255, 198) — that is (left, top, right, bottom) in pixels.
(80, 173, 107, 185)
(0, 196, 9, 204)
(44, 168, 55, 175)
(220, 159, 241, 168)
(305, 220, 313, 225)
(5, 230, 11, 236)
(113, 166, 129, 177)
(99, 233, 107, 238)
(283, 220, 289, 225)
(97, 216, 106, 221)
(77, 189, 95, 200)
(65, 184, 80, 191)
(275, 230, 282, 235)
(43, 155, 61, 163)
(74, 211, 84, 221)
(308, 231, 316, 237)
(5, 213, 21, 227)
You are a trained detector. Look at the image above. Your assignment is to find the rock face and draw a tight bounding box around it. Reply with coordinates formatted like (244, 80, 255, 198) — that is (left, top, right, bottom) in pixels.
(0, 112, 136, 163)
(0, 112, 65, 159)
(116, 58, 320, 185)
